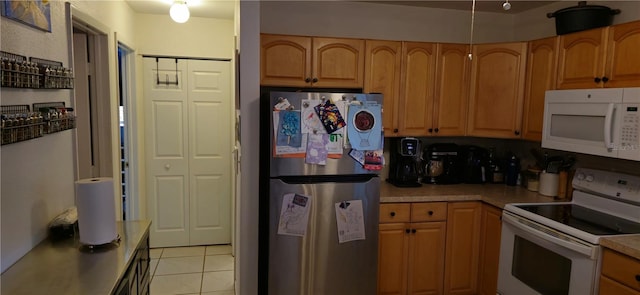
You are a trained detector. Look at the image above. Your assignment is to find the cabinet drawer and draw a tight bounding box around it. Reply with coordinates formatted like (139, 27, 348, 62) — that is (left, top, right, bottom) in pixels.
(380, 203, 411, 223)
(602, 249, 640, 292)
(411, 202, 447, 222)
(599, 275, 640, 295)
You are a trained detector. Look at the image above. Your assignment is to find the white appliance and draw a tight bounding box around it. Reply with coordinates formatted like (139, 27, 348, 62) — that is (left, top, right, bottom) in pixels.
(542, 87, 640, 160)
(497, 168, 640, 295)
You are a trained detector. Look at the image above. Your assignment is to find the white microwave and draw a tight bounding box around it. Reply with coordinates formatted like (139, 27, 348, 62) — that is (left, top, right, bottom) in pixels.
(542, 87, 640, 161)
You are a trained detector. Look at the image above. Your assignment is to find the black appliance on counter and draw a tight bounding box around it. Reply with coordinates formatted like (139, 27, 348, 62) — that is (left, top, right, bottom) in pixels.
(387, 137, 421, 187)
(459, 145, 489, 184)
(421, 143, 462, 184)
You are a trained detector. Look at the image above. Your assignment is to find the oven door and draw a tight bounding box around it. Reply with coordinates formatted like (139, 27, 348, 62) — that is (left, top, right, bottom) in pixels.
(497, 211, 600, 295)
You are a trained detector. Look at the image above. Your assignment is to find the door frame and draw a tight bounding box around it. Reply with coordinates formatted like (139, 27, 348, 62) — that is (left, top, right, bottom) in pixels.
(117, 40, 140, 220)
(71, 6, 120, 219)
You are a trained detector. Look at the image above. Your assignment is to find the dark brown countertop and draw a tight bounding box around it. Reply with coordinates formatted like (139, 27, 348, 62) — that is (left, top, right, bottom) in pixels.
(1, 220, 151, 295)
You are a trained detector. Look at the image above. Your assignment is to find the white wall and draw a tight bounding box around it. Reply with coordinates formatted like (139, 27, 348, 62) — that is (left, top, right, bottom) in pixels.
(135, 14, 234, 59)
(260, 1, 516, 43)
(0, 1, 75, 272)
(514, 1, 640, 41)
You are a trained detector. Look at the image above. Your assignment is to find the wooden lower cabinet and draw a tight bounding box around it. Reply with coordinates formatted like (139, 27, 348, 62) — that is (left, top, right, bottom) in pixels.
(379, 202, 483, 295)
(444, 202, 482, 295)
(477, 204, 503, 295)
(378, 203, 447, 295)
(599, 249, 640, 295)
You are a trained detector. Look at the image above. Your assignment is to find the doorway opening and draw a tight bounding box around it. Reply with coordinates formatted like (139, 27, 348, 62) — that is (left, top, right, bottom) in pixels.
(117, 43, 134, 220)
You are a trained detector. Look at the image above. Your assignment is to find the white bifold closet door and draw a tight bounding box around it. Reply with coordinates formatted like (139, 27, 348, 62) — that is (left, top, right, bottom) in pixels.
(144, 57, 232, 247)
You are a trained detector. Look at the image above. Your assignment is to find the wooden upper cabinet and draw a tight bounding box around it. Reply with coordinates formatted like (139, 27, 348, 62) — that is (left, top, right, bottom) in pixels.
(467, 42, 528, 139)
(365, 40, 402, 136)
(260, 34, 365, 88)
(433, 43, 470, 137)
(397, 42, 437, 137)
(260, 34, 312, 87)
(522, 37, 558, 142)
(311, 37, 365, 88)
(556, 27, 608, 89)
(605, 20, 640, 88)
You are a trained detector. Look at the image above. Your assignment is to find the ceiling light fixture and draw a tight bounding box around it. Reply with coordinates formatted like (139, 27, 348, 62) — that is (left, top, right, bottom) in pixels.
(170, 0, 190, 23)
(502, 0, 512, 11)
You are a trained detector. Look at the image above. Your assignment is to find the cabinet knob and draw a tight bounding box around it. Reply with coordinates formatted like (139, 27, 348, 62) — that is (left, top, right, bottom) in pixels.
(390, 211, 396, 217)
(428, 128, 433, 133)
(405, 229, 411, 234)
(393, 128, 399, 133)
(514, 130, 520, 136)
(635, 274, 640, 282)
(305, 77, 311, 83)
(428, 211, 434, 216)
(602, 76, 609, 83)
(434, 128, 439, 133)
(411, 229, 416, 234)
(594, 77, 602, 83)
(312, 78, 318, 83)
(165, 164, 171, 170)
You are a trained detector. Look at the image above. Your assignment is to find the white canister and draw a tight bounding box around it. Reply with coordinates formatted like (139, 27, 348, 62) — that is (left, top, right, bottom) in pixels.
(539, 172, 560, 197)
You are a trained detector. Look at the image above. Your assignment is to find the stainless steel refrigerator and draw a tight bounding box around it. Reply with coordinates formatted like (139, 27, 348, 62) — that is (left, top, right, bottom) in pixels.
(259, 91, 382, 295)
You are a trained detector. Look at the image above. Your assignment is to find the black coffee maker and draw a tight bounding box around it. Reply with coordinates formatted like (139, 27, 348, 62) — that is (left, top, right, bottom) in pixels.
(459, 145, 489, 184)
(387, 137, 421, 187)
(422, 143, 462, 184)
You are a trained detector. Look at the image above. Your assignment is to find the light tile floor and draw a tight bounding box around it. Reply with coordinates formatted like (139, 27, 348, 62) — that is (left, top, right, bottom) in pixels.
(150, 245, 235, 295)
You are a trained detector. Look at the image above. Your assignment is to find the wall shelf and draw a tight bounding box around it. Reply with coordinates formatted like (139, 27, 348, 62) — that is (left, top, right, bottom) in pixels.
(1, 103, 76, 146)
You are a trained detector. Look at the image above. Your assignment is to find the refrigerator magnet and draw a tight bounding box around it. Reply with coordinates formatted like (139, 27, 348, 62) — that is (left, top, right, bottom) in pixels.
(276, 110, 302, 148)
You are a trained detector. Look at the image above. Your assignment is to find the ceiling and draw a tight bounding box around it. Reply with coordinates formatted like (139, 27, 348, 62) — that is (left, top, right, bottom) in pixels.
(124, 0, 559, 20)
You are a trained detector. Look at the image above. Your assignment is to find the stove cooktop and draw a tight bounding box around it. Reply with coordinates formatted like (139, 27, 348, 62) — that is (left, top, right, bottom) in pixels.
(514, 203, 640, 236)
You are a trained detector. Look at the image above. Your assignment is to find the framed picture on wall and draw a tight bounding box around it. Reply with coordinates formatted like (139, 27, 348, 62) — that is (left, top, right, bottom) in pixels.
(1, 0, 52, 32)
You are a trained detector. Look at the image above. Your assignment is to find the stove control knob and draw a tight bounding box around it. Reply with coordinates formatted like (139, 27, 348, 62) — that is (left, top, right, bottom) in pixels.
(586, 175, 594, 182)
(576, 173, 585, 181)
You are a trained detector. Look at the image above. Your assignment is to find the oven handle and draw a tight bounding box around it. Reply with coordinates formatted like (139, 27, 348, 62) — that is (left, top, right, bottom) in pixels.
(604, 103, 615, 150)
(503, 212, 597, 259)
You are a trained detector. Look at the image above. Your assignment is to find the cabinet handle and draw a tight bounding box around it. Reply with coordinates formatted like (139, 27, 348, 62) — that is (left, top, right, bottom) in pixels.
(434, 128, 439, 133)
(514, 130, 520, 136)
(428, 128, 433, 133)
(405, 229, 411, 234)
(411, 229, 416, 234)
(602, 76, 609, 83)
(428, 210, 434, 216)
(393, 128, 399, 133)
(390, 211, 396, 217)
(312, 78, 318, 83)
(635, 274, 640, 282)
(305, 77, 311, 83)
(594, 77, 602, 83)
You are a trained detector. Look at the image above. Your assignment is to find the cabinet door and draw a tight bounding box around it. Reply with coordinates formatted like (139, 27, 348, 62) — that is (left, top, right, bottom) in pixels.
(379, 223, 410, 295)
(522, 37, 558, 142)
(477, 204, 503, 295)
(556, 27, 608, 89)
(433, 43, 470, 137)
(260, 34, 312, 87)
(605, 20, 640, 88)
(397, 42, 437, 137)
(444, 202, 481, 295)
(312, 37, 365, 88)
(407, 222, 447, 295)
(467, 42, 527, 139)
(365, 40, 402, 136)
